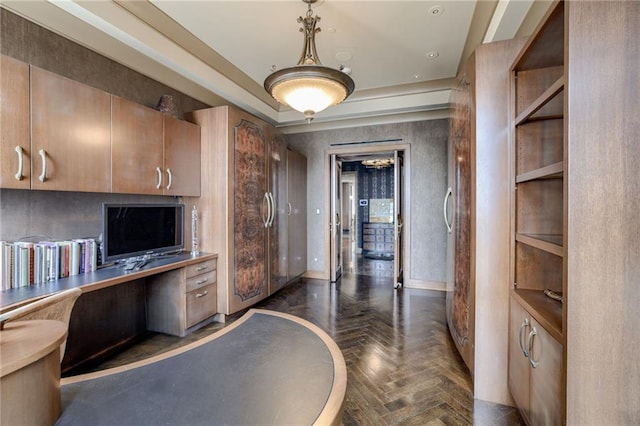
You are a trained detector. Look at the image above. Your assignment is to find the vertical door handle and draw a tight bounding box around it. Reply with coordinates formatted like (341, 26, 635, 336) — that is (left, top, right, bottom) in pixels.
(267, 192, 276, 227)
(14, 146, 24, 181)
(166, 168, 173, 190)
(262, 192, 270, 228)
(156, 167, 163, 189)
(526, 327, 539, 368)
(443, 187, 453, 233)
(38, 149, 47, 182)
(287, 202, 292, 216)
(518, 317, 530, 357)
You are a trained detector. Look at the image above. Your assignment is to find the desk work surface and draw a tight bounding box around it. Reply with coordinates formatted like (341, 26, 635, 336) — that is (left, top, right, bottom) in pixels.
(57, 309, 347, 426)
(0, 320, 67, 377)
(0, 252, 216, 311)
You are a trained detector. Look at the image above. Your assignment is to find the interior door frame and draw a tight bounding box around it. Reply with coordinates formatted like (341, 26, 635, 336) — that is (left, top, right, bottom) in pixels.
(330, 155, 342, 282)
(324, 142, 411, 282)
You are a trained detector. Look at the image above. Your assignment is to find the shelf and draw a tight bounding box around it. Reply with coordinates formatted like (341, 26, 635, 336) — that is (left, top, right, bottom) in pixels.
(512, 288, 563, 343)
(516, 161, 563, 183)
(516, 233, 563, 257)
(511, 1, 564, 71)
(515, 76, 564, 126)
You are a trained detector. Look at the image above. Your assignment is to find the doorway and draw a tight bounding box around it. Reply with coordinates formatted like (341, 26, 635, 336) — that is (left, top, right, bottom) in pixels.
(328, 145, 407, 288)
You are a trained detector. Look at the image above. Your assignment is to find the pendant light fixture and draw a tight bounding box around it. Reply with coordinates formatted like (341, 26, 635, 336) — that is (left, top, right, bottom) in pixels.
(264, 0, 355, 123)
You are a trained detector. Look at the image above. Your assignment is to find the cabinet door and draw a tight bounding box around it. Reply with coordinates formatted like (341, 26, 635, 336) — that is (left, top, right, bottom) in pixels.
(163, 115, 201, 196)
(112, 96, 163, 194)
(230, 117, 268, 311)
(286, 149, 307, 279)
(31, 67, 111, 192)
(0, 55, 30, 189)
(508, 297, 531, 421)
(529, 316, 563, 425)
(268, 131, 288, 294)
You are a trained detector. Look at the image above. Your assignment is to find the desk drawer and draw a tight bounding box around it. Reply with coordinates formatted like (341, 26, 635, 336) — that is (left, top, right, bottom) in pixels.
(186, 270, 216, 293)
(186, 283, 216, 328)
(186, 259, 216, 278)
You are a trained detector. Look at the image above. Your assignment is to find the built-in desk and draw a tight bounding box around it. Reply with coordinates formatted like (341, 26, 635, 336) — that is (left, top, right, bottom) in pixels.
(0, 253, 218, 374)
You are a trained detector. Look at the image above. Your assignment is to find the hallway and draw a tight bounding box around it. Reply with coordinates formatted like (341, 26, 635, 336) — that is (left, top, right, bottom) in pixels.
(83, 263, 523, 425)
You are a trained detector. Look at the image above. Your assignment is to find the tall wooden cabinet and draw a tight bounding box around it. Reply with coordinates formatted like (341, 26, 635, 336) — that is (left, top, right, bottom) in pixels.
(445, 37, 526, 405)
(0, 55, 30, 189)
(186, 106, 306, 318)
(286, 148, 307, 280)
(508, 1, 639, 424)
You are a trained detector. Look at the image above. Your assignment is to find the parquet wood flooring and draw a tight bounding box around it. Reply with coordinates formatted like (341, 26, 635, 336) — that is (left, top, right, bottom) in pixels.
(82, 271, 523, 426)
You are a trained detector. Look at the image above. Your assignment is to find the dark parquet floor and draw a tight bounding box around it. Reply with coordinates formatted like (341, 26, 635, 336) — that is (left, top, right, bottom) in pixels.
(85, 243, 524, 426)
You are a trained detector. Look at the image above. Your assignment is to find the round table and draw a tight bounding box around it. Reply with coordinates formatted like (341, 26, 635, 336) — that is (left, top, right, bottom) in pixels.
(1, 319, 67, 426)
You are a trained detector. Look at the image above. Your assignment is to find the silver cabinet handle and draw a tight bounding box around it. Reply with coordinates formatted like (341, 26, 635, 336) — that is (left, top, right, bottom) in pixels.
(443, 187, 453, 233)
(14, 146, 24, 181)
(262, 192, 270, 228)
(195, 265, 208, 272)
(287, 202, 292, 216)
(518, 317, 530, 357)
(195, 278, 208, 286)
(166, 168, 172, 190)
(527, 327, 539, 368)
(267, 192, 276, 227)
(195, 290, 208, 298)
(38, 149, 47, 182)
(156, 167, 163, 189)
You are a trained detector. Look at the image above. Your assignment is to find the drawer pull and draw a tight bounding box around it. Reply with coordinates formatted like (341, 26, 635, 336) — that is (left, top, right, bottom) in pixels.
(196, 290, 208, 298)
(195, 278, 208, 286)
(38, 149, 47, 182)
(156, 167, 163, 189)
(195, 265, 208, 272)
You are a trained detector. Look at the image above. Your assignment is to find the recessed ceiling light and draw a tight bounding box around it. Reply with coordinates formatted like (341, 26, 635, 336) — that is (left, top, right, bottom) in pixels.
(413, 74, 423, 80)
(428, 5, 443, 16)
(426, 51, 440, 59)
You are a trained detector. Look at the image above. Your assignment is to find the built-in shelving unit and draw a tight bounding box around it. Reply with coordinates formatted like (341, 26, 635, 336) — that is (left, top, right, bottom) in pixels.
(508, 1, 565, 424)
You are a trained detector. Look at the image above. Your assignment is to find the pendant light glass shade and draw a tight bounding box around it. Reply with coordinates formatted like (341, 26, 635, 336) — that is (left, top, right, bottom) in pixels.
(264, 0, 354, 123)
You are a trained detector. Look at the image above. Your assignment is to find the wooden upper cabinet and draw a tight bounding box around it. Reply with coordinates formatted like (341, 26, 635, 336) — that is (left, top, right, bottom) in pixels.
(163, 115, 200, 196)
(111, 96, 164, 194)
(30, 66, 111, 192)
(0, 55, 30, 189)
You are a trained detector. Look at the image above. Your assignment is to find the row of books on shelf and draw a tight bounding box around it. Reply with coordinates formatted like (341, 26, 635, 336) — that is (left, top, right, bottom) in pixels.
(0, 239, 98, 290)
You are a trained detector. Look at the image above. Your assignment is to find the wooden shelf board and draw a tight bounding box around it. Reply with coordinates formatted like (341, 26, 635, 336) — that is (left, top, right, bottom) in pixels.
(512, 288, 563, 343)
(516, 233, 564, 257)
(516, 161, 564, 183)
(515, 76, 565, 126)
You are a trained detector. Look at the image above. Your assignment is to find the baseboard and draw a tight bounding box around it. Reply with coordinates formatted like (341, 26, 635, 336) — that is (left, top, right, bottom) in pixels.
(303, 270, 328, 280)
(404, 279, 446, 291)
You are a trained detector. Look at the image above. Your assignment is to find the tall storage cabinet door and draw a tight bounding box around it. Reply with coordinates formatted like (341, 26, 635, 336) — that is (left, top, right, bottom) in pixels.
(268, 132, 288, 294)
(230, 118, 268, 311)
(0, 55, 30, 189)
(287, 149, 307, 279)
(112, 96, 164, 194)
(31, 67, 111, 192)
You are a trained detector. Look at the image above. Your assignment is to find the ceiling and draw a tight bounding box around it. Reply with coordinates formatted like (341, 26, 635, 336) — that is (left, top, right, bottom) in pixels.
(1, 0, 553, 133)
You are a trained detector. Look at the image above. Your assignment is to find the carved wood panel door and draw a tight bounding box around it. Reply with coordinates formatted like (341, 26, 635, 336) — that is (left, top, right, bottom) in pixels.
(231, 119, 268, 310)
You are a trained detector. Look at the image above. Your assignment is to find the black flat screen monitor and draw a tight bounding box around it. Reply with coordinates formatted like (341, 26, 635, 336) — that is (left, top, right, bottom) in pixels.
(102, 203, 184, 263)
